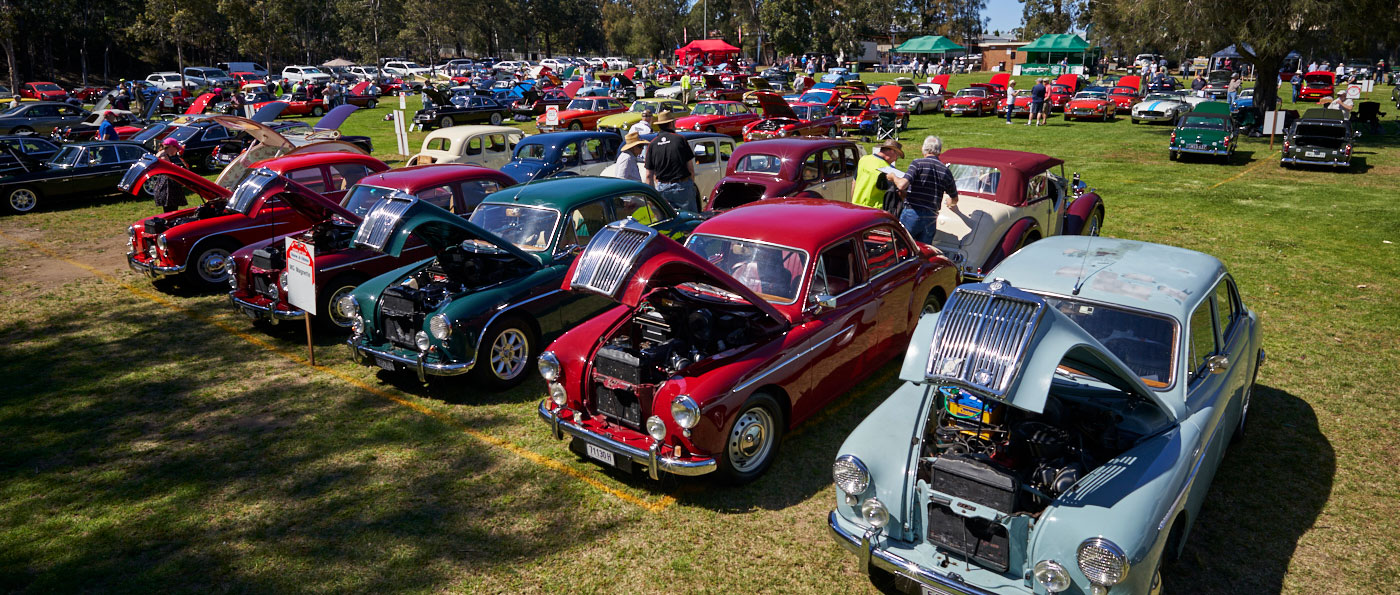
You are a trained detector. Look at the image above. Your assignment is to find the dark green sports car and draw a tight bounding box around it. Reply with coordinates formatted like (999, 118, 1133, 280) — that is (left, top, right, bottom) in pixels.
(342, 176, 703, 389)
(1168, 102, 1237, 163)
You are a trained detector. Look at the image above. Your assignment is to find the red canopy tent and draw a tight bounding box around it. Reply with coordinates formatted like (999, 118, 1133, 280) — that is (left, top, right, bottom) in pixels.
(675, 39, 741, 66)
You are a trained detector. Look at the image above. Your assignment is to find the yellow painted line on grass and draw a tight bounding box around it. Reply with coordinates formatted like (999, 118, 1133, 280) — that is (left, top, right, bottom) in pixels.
(0, 230, 676, 514)
(1210, 151, 1279, 189)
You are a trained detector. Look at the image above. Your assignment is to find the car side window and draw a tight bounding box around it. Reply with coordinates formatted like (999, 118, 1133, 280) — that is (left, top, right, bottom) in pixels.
(417, 185, 454, 209)
(116, 145, 146, 162)
(466, 136, 483, 155)
(1216, 277, 1239, 340)
(822, 148, 844, 179)
(583, 139, 609, 164)
(1026, 172, 1051, 203)
(426, 137, 450, 152)
(719, 141, 734, 162)
(862, 227, 911, 277)
(90, 146, 120, 165)
(612, 192, 663, 224)
(204, 126, 228, 140)
(560, 142, 581, 165)
(22, 139, 51, 153)
(802, 152, 820, 182)
(843, 147, 858, 172)
(487, 134, 507, 152)
(1187, 300, 1219, 380)
(458, 180, 501, 213)
(327, 164, 372, 191)
(562, 200, 609, 247)
(811, 239, 863, 298)
(287, 166, 327, 193)
(59, 106, 83, 117)
(29, 105, 58, 118)
(693, 141, 716, 165)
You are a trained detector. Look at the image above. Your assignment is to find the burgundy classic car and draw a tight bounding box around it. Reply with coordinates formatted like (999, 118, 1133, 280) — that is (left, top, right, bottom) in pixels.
(707, 138, 862, 209)
(673, 101, 760, 137)
(122, 151, 389, 289)
(227, 164, 516, 328)
(537, 200, 959, 483)
(742, 93, 841, 141)
(511, 88, 570, 118)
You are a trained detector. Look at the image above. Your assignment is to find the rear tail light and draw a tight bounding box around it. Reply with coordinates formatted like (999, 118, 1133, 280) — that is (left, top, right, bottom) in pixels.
(1345, 145, 1352, 156)
(1170, 131, 1176, 143)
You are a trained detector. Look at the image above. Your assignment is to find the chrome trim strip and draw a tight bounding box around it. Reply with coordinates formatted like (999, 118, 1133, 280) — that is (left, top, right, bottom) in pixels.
(1173, 147, 1229, 156)
(478, 288, 563, 349)
(536, 400, 717, 477)
(347, 341, 475, 377)
(731, 324, 854, 395)
(828, 511, 998, 595)
(1280, 157, 1348, 166)
(229, 293, 306, 320)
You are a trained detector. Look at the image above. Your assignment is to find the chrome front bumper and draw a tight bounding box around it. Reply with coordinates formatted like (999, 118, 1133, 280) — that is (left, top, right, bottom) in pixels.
(229, 293, 306, 322)
(828, 511, 1002, 595)
(346, 339, 474, 382)
(1132, 113, 1175, 122)
(536, 399, 717, 480)
(127, 252, 184, 279)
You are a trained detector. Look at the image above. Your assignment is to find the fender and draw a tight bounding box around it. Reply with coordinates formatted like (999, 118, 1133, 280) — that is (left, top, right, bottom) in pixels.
(1063, 191, 1104, 235)
(983, 217, 1039, 273)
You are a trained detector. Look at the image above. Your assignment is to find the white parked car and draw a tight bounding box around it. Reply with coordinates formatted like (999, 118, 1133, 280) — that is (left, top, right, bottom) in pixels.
(538, 58, 571, 71)
(145, 72, 191, 91)
(383, 61, 431, 77)
(182, 66, 235, 89)
(605, 57, 632, 70)
(493, 60, 529, 73)
(281, 65, 332, 85)
(347, 65, 383, 82)
(406, 125, 524, 169)
(584, 57, 608, 68)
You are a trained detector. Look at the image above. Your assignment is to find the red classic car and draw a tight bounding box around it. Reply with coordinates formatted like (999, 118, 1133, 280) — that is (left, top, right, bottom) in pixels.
(535, 96, 628, 132)
(228, 164, 516, 328)
(20, 82, 68, 102)
(673, 101, 760, 137)
(834, 86, 909, 130)
(231, 72, 266, 87)
(694, 74, 747, 102)
(254, 93, 328, 117)
(742, 93, 842, 141)
(343, 81, 382, 109)
(984, 72, 1012, 96)
(1064, 89, 1118, 121)
(1108, 75, 1142, 110)
(997, 90, 1034, 117)
(943, 84, 1001, 117)
(1046, 74, 1085, 112)
(122, 151, 389, 289)
(1299, 71, 1335, 101)
(512, 88, 571, 118)
(707, 138, 862, 209)
(537, 200, 959, 483)
(50, 109, 145, 142)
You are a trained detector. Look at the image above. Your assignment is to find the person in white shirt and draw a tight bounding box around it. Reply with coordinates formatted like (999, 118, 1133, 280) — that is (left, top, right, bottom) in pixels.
(609, 131, 647, 181)
(629, 110, 655, 135)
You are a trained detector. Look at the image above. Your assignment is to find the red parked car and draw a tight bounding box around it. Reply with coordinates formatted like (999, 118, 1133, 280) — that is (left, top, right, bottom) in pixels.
(1108, 75, 1142, 110)
(673, 100, 760, 137)
(1046, 74, 1084, 112)
(512, 88, 571, 118)
(20, 82, 68, 102)
(707, 138, 862, 209)
(1064, 89, 1118, 121)
(1299, 71, 1335, 101)
(535, 96, 627, 132)
(536, 200, 959, 483)
(121, 151, 389, 289)
(253, 92, 328, 117)
(943, 84, 1001, 117)
(227, 164, 516, 328)
(694, 74, 746, 102)
(231, 72, 266, 87)
(834, 86, 909, 130)
(742, 93, 842, 141)
(997, 90, 1034, 118)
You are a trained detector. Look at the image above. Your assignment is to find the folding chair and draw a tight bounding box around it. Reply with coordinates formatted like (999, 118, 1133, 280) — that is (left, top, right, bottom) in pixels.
(874, 111, 900, 141)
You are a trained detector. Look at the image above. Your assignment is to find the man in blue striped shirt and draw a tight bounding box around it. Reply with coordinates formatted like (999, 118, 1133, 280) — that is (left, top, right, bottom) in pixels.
(899, 135, 958, 244)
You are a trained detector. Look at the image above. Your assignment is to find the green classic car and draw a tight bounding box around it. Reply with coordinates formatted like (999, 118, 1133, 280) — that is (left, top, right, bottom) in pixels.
(1168, 102, 1237, 163)
(341, 177, 703, 389)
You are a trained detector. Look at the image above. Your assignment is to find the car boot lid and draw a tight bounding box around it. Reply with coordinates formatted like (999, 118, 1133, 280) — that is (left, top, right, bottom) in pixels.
(352, 192, 540, 266)
(228, 166, 360, 222)
(922, 281, 1182, 422)
(248, 101, 288, 122)
(565, 218, 790, 326)
(211, 115, 295, 150)
(754, 92, 797, 119)
(420, 87, 451, 108)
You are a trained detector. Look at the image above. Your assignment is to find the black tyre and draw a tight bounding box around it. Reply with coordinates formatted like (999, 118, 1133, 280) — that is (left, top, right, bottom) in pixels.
(11, 126, 32, 135)
(921, 291, 944, 317)
(1169, 150, 1178, 161)
(311, 106, 324, 117)
(827, 125, 839, 137)
(568, 120, 583, 130)
(316, 275, 366, 331)
(489, 112, 503, 125)
(184, 239, 238, 289)
(717, 392, 784, 484)
(913, 102, 922, 115)
(5, 186, 39, 214)
(367, 99, 378, 109)
(943, 111, 950, 118)
(900, 116, 909, 130)
(472, 315, 537, 390)
(439, 115, 454, 129)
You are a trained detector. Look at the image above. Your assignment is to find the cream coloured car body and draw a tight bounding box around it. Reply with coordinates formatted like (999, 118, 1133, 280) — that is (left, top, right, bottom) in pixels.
(406, 125, 523, 169)
(929, 177, 1068, 279)
(638, 135, 735, 198)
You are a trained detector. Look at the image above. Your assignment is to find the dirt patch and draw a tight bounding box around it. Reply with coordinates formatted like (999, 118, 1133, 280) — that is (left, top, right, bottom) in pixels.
(0, 228, 134, 293)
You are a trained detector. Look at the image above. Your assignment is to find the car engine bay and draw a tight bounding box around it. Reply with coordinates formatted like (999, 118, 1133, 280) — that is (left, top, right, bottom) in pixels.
(376, 243, 533, 349)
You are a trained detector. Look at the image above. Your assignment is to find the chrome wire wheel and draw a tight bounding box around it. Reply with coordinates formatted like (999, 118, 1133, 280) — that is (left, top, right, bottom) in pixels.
(8, 187, 38, 213)
(727, 406, 775, 474)
(488, 327, 529, 381)
(1084, 209, 1103, 236)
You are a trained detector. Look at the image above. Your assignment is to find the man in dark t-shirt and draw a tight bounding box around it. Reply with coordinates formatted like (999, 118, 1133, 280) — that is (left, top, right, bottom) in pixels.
(643, 112, 699, 212)
(1029, 78, 1047, 126)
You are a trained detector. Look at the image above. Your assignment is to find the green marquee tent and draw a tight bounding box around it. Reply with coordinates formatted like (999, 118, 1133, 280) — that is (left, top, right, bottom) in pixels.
(894, 36, 966, 55)
(1016, 34, 1100, 66)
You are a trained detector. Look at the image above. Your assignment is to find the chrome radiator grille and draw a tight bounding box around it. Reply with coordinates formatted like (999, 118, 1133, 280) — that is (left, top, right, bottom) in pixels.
(925, 284, 1045, 398)
(569, 219, 657, 298)
(354, 194, 415, 252)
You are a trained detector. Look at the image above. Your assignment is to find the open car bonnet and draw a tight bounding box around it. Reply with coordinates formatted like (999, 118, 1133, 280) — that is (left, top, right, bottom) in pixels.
(352, 193, 541, 266)
(212, 115, 295, 150)
(1207, 70, 1233, 84)
(754, 92, 797, 119)
(988, 73, 1011, 88)
(249, 101, 288, 122)
(748, 77, 772, 91)
(1304, 72, 1335, 84)
(923, 282, 1182, 422)
(312, 104, 358, 131)
(119, 154, 230, 201)
(227, 167, 360, 222)
(1116, 75, 1142, 90)
(564, 219, 790, 327)
(421, 87, 451, 107)
(703, 74, 723, 89)
(872, 84, 901, 104)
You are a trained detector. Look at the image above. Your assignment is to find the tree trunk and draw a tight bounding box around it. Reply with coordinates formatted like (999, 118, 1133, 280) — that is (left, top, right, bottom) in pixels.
(1252, 52, 1284, 114)
(2, 38, 15, 93)
(178, 44, 186, 92)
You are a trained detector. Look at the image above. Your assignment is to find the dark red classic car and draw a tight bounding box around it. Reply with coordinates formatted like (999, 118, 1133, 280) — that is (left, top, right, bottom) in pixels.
(706, 138, 861, 209)
(694, 74, 747, 102)
(943, 84, 1001, 117)
(537, 200, 959, 483)
(254, 93, 328, 117)
(674, 101, 760, 137)
(122, 151, 389, 289)
(511, 88, 571, 118)
(835, 86, 909, 130)
(227, 164, 516, 328)
(20, 82, 68, 102)
(742, 93, 842, 141)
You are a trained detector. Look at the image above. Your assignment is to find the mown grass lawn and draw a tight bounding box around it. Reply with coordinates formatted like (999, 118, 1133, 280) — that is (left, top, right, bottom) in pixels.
(0, 73, 1397, 594)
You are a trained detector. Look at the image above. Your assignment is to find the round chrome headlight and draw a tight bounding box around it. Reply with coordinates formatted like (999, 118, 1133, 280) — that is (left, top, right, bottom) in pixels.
(645, 415, 666, 441)
(414, 330, 431, 351)
(225, 261, 238, 288)
(832, 454, 870, 495)
(860, 498, 889, 528)
(670, 395, 699, 429)
(538, 351, 560, 382)
(279, 270, 290, 289)
(549, 382, 567, 406)
(429, 313, 452, 340)
(337, 294, 360, 320)
(1033, 560, 1072, 593)
(1077, 538, 1129, 586)
(156, 234, 167, 251)
(268, 283, 279, 300)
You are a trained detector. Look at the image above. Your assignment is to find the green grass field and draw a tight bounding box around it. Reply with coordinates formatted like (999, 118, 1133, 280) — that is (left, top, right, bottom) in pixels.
(1, 73, 1397, 594)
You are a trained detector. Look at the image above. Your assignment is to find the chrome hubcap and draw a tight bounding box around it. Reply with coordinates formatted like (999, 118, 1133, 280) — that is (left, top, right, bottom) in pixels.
(489, 328, 528, 380)
(197, 250, 231, 283)
(10, 189, 36, 211)
(727, 407, 774, 473)
(327, 285, 358, 327)
(1087, 214, 1102, 236)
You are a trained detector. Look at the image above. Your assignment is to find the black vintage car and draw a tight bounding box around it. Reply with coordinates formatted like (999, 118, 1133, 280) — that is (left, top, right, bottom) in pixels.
(0, 141, 151, 213)
(163, 119, 240, 172)
(0, 102, 89, 135)
(413, 88, 511, 130)
(0, 135, 61, 176)
(1281, 109, 1356, 170)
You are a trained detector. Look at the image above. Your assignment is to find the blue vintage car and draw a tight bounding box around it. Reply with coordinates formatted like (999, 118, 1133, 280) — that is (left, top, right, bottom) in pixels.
(829, 235, 1264, 595)
(499, 131, 620, 183)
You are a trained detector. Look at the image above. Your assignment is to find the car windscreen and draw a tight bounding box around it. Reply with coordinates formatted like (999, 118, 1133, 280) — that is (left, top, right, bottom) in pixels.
(1143, 94, 1179, 101)
(734, 153, 783, 174)
(131, 124, 169, 142)
(1, 104, 28, 116)
(1110, 87, 1136, 95)
(1074, 92, 1106, 100)
(565, 99, 594, 110)
(1040, 294, 1176, 389)
(34, 83, 62, 91)
(956, 88, 985, 97)
(467, 203, 559, 252)
(684, 234, 807, 305)
(228, 169, 280, 215)
(1049, 85, 1070, 94)
(946, 163, 1000, 196)
(48, 146, 83, 167)
(340, 185, 398, 218)
(690, 103, 723, 116)
(799, 91, 832, 104)
(1180, 115, 1226, 130)
(1304, 79, 1331, 88)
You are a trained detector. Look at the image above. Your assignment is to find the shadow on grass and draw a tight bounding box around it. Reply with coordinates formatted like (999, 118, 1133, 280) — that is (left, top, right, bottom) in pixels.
(0, 296, 621, 592)
(8, 190, 150, 217)
(1169, 383, 1334, 594)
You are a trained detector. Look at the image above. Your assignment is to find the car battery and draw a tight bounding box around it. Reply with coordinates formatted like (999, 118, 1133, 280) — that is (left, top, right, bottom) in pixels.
(940, 386, 1004, 440)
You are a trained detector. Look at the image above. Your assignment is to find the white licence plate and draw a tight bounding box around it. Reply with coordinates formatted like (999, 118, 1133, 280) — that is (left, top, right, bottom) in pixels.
(1187, 144, 1208, 150)
(374, 357, 397, 372)
(585, 443, 616, 466)
(1306, 151, 1325, 158)
(919, 581, 964, 595)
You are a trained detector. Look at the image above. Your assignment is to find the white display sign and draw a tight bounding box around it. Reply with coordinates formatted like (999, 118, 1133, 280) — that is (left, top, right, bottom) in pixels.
(1263, 111, 1287, 135)
(1346, 84, 1361, 99)
(545, 105, 560, 126)
(1361, 79, 1375, 93)
(399, 92, 407, 110)
(636, 82, 645, 97)
(285, 238, 317, 316)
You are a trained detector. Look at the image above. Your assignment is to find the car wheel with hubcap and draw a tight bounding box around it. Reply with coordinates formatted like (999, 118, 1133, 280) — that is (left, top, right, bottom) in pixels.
(367, 99, 378, 109)
(11, 126, 32, 135)
(718, 392, 784, 484)
(6, 186, 39, 213)
(489, 112, 503, 125)
(1082, 207, 1103, 236)
(185, 240, 238, 289)
(311, 106, 324, 117)
(568, 121, 583, 130)
(827, 125, 838, 137)
(317, 276, 365, 331)
(914, 102, 922, 115)
(922, 291, 944, 316)
(439, 115, 454, 129)
(473, 316, 536, 390)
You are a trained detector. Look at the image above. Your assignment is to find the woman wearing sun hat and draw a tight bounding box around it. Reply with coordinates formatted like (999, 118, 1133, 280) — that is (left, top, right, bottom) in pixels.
(150, 138, 190, 213)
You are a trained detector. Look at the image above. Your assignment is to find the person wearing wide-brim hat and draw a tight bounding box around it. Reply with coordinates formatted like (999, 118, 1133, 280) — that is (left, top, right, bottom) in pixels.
(652, 109, 679, 131)
(644, 111, 699, 212)
(609, 131, 647, 181)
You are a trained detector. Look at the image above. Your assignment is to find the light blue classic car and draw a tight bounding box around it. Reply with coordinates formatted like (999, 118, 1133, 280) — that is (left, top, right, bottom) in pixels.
(829, 236, 1263, 595)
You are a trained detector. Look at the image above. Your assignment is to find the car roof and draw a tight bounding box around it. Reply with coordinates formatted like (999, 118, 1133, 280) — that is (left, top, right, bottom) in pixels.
(356, 164, 513, 193)
(941, 147, 1062, 173)
(252, 151, 383, 172)
(67, 141, 147, 149)
(1190, 102, 1232, 115)
(988, 235, 1223, 320)
(517, 131, 615, 143)
(639, 131, 730, 142)
(483, 176, 653, 210)
(695, 198, 897, 254)
(733, 137, 854, 156)
(1300, 108, 1348, 121)
(424, 125, 522, 141)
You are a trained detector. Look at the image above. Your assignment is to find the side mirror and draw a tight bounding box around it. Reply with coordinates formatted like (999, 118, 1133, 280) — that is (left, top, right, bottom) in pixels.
(810, 293, 838, 310)
(556, 243, 582, 258)
(1206, 354, 1229, 375)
